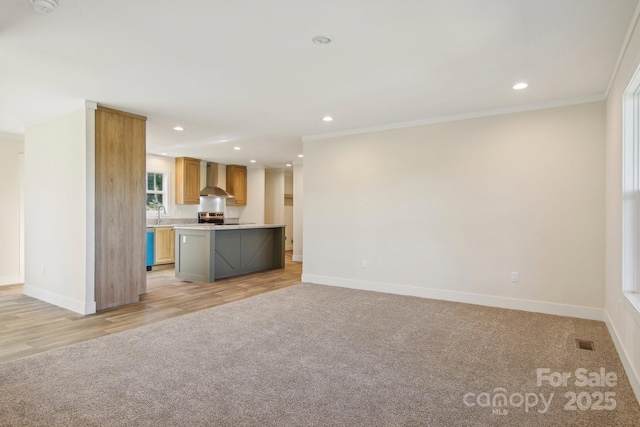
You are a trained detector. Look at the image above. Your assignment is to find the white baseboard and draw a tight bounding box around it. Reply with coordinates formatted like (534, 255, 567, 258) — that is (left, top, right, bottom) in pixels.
(285, 244, 293, 251)
(0, 275, 23, 286)
(23, 285, 96, 315)
(301, 274, 605, 321)
(604, 312, 640, 405)
(292, 254, 303, 262)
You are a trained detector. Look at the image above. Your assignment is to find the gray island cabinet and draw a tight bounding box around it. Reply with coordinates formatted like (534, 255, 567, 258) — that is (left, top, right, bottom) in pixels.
(173, 224, 285, 283)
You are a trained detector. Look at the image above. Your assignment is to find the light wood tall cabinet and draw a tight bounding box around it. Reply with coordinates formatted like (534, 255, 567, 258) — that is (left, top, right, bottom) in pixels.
(175, 157, 201, 205)
(95, 106, 147, 311)
(154, 227, 175, 264)
(226, 165, 247, 206)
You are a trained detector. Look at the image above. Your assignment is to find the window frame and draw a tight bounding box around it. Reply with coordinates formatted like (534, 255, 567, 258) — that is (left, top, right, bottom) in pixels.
(622, 65, 640, 312)
(146, 171, 170, 216)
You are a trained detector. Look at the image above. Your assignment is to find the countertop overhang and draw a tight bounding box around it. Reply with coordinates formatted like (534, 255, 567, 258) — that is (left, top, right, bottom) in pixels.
(173, 224, 285, 231)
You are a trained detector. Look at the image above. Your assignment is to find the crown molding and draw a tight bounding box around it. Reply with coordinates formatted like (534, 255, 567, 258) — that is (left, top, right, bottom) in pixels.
(302, 94, 604, 143)
(605, 0, 640, 98)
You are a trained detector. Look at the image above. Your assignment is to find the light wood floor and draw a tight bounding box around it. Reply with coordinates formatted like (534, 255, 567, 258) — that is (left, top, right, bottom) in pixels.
(0, 252, 302, 363)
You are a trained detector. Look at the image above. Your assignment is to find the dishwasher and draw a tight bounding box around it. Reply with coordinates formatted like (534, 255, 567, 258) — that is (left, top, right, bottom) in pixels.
(146, 229, 154, 271)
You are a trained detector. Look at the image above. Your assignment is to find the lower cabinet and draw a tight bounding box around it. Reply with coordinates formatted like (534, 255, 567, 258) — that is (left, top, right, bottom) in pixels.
(154, 227, 175, 264)
(213, 230, 242, 279)
(174, 227, 285, 282)
(214, 229, 277, 279)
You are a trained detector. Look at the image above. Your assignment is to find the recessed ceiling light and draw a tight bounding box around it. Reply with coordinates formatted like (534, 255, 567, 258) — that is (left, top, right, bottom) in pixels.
(513, 82, 529, 90)
(234, 146, 241, 151)
(173, 126, 184, 131)
(312, 35, 332, 45)
(286, 163, 292, 167)
(250, 160, 257, 163)
(161, 152, 168, 156)
(297, 154, 304, 158)
(322, 116, 333, 122)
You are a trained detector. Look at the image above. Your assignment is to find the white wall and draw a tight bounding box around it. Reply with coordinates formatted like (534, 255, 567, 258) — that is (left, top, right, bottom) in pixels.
(605, 10, 640, 401)
(265, 168, 293, 249)
(293, 162, 303, 262)
(265, 169, 285, 224)
(23, 107, 96, 314)
(0, 135, 24, 286)
(284, 171, 293, 251)
(227, 166, 265, 224)
(303, 102, 605, 319)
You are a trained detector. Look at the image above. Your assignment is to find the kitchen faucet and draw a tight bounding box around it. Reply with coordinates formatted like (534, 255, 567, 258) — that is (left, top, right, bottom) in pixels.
(157, 205, 166, 224)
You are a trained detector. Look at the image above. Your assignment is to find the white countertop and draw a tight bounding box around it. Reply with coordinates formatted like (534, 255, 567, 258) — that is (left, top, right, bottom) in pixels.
(173, 224, 285, 230)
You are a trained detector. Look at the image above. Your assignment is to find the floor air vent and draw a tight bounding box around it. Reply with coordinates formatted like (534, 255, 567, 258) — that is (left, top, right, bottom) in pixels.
(575, 339, 595, 351)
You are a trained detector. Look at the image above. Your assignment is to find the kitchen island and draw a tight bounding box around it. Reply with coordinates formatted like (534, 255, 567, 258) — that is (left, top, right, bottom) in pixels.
(173, 224, 285, 283)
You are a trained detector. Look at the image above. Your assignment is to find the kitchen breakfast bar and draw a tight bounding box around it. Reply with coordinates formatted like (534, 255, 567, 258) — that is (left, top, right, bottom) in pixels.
(173, 224, 286, 283)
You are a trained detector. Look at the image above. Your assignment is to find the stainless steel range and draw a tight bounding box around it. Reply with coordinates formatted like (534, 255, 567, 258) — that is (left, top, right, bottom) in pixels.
(198, 211, 224, 224)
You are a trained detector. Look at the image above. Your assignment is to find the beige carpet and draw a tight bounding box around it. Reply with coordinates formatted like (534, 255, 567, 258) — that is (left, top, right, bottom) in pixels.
(0, 283, 638, 426)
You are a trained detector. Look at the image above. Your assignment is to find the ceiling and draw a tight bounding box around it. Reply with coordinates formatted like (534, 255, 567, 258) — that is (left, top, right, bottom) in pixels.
(1, 0, 638, 167)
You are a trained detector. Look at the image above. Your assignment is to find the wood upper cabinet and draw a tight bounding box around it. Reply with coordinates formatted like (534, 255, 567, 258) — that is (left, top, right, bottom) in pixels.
(226, 165, 247, 206)
(154, 227, 175, 264)
(175, 157, 201, 205)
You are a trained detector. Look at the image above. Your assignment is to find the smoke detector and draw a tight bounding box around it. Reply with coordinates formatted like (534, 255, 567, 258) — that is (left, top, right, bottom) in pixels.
(31, 0, 59, 13)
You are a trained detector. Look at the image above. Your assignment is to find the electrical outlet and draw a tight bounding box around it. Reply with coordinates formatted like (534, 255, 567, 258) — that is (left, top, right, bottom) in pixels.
(511, 272, 519, 283)
(361, 259, 367, 269)
(42, 265, 46, 276)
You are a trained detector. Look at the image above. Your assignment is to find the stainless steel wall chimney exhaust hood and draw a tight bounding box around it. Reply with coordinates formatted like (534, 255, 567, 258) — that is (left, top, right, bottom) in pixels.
(200, 162, 234, 198)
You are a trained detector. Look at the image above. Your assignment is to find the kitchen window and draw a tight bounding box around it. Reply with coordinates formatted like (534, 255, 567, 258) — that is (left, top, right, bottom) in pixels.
(146, 172, 167, 212)
(622, 65, 640, 312)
